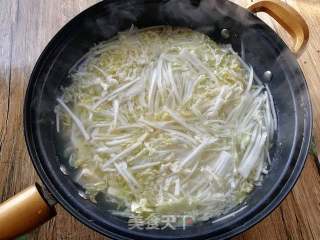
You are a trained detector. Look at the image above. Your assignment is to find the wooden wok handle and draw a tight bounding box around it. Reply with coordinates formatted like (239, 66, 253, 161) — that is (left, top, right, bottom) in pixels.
(0, 184, 56, 240)
(248, 0, 309, 56)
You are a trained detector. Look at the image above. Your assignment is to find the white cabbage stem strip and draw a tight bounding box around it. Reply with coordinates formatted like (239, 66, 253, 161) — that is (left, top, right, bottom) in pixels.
(138, 118, 198, 146)
(148, 67, 158, 112)
(238, 132, 268, 178)
(101, 133, 148, 169)
(112, 100, 119, 128)
(180, 49, 217, 80)
(177, 138, 216, 171)
(92, 78, 140, 109)
(55, 108, 60, 133)
(56, 98, 90, 140)
(114, 162, 140, 190)
(163, 106, 200, 134)
(131, 161, 161, 171)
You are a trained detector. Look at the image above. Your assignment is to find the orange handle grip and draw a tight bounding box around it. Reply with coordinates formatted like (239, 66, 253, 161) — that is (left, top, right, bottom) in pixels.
(0, 184, 56, 240)
(248, 0, 309, 56)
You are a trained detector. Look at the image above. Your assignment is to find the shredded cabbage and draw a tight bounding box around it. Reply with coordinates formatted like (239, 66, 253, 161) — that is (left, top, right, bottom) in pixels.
(56, 26, 276, 224)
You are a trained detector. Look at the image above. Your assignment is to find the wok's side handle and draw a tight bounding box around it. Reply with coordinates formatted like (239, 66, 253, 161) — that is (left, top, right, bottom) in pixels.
(0, 184, 56, 240)
(248, 0, 309, 56)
